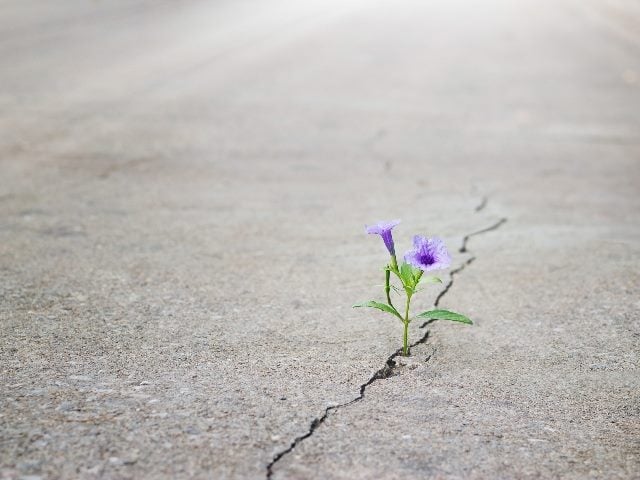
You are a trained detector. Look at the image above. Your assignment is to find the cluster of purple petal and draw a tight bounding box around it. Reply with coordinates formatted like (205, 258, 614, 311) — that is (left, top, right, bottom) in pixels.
(404, 235, 451, 271)
(365, 220, 451, 271)
(365, 219, 401, 256)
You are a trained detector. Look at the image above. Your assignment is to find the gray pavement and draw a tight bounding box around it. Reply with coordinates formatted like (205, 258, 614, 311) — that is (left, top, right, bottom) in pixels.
(1, 0, 639, 479)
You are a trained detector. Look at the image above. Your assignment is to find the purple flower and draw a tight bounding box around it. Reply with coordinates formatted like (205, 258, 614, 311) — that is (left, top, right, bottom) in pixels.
(404, 235, 451, 271)
(365, 219, 401, 256)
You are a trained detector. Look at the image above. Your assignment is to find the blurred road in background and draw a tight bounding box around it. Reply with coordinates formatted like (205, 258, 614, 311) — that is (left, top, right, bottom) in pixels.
(1, 0, 639, 478)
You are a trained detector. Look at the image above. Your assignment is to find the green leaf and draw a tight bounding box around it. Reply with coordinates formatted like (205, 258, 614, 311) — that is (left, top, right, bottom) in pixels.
(419, 275, 442, 285)
(415, 309, 473, 324)
(399, 262, 417, 289)
(353, 301, 402, 319)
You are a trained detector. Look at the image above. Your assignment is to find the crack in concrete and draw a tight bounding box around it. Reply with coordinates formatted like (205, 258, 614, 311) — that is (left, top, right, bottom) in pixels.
(432, 216, 507, 310)
(460, 217, 507, 254)
(266, 331, 432, 479)
(266, 200, 507, 479)
(475, 196, 488, 212)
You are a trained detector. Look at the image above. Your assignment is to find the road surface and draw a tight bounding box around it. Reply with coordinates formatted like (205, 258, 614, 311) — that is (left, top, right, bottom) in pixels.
(1, 0, 639, 478)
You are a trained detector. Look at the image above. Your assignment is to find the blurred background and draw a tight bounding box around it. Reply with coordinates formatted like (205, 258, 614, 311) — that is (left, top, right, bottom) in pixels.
(2, 0, 639, 193)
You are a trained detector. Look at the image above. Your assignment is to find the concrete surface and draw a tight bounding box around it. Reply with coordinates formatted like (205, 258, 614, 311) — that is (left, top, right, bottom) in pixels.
(1, 0, 639, 479)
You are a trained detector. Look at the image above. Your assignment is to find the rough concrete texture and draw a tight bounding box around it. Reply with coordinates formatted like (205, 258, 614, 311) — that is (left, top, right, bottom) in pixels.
(1, 0, 639, 479)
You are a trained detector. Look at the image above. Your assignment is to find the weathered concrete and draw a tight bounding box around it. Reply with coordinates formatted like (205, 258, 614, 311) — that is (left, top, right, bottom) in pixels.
(1, 0, 639, 479)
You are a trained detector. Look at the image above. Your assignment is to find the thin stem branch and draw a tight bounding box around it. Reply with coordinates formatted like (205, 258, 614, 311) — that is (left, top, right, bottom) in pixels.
(386, 254, 400, 314)
(385, 269, 394, 308)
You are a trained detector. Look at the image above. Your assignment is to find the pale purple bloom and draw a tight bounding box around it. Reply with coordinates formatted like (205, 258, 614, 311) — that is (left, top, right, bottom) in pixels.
(404, 235, 451, 271)
(365, 219, 401, 255)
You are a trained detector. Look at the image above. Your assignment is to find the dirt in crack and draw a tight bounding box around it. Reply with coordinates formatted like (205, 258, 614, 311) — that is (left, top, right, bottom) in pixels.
(265, 202, 507, 479)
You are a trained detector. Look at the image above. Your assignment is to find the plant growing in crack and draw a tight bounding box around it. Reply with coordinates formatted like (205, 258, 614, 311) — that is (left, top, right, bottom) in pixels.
(354, 220, 472, 356)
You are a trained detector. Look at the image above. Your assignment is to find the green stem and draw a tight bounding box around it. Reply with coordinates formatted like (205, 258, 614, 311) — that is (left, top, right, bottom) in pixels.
(402, 294, 412, 356)
(385, 269, 393, 307)
(403, 321, 409, 356)
(386, 254, 399, 310)
(390, 254, 398, 270)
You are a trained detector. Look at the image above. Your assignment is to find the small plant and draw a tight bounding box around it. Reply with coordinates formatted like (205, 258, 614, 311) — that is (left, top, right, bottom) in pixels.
(354, 220, 472, 356)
